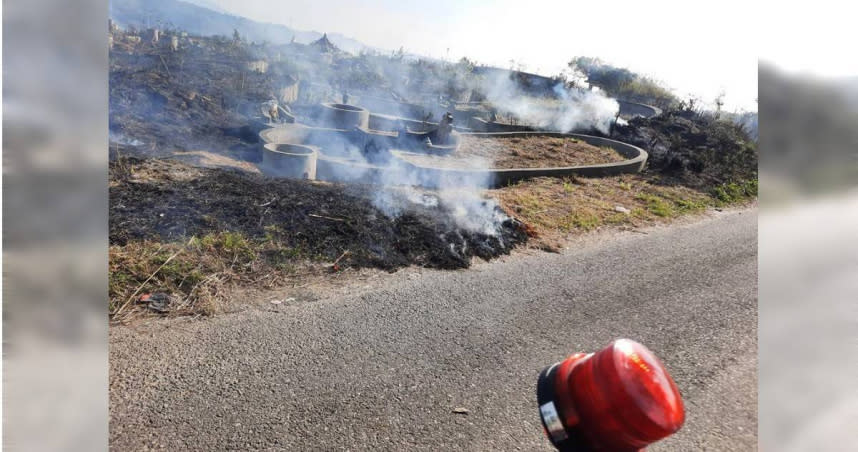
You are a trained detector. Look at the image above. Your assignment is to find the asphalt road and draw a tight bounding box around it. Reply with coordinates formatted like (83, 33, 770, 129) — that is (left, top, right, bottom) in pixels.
(110, 209, 757, 451)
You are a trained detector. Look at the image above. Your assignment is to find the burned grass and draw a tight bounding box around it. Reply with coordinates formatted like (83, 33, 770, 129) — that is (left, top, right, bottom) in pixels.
(109, 157, 526, 318)
(109, 31, 278, 161)
(455, 135, 626, 169)
(612, 111, 758, 190)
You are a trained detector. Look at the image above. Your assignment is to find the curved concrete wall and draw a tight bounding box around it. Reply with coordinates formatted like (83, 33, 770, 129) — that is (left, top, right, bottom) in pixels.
(400, 129, 460, 155)
(368, 114, 402, 132)
(258, 112, 648, 188)
(431, 132, 648, 187)
(360, 100, 479, 131)
(354, 95, 445, 123)
(319, 103, 370, 130)
(367, 113, 443, 133)
(261, 124, 350, 150)
(316, 157, 385, 185)
(260, 123, 314, 146)
(468, 117, 536, 133)
(261, 143, 317, 180)
(617, 100, 662, 119)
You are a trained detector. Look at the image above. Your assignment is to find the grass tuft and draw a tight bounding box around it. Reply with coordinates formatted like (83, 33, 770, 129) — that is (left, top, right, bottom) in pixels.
(712, 179, 758, 205)
(636, 193, 675, 217)
(109, 230, 315, 320)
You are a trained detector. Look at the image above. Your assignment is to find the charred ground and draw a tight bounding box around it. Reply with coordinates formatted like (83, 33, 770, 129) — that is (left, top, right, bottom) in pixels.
(109, 156, 527, 318)
(110, 31, 276, 160)
(613, 110, 758, 192)
(111, 157, 525, 270)
(108, 29, 757, 318)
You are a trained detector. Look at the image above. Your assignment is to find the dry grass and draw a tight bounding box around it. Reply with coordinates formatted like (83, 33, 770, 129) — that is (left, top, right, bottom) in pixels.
(455, 135, 626, 169)
(171, 150, 263, 173)
(109, 230, 315, 322)
(492, 174, 716, 250)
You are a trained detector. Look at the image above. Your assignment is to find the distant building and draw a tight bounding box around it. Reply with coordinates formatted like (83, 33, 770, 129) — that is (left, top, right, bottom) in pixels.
(308, 33, 341, 55)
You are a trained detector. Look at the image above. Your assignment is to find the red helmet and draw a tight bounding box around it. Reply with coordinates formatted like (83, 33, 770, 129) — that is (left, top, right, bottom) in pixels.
(537, 339, 685, 451)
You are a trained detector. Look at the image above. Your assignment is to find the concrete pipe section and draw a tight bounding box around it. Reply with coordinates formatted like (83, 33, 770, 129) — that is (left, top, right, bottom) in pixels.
(319, 103, 370, 130)
(261, 143, 317, 180)
(257, 104, 650, 188)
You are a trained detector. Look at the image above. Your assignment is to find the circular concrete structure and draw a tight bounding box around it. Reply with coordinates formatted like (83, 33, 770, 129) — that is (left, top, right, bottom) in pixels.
(261, 143, 317, 180)
(320, 103, 370, 130)
(456, 132, 648, 186)
(402, 129, 461, 155)
(392, 132, 648, 188)
(257, 105, 650, 188)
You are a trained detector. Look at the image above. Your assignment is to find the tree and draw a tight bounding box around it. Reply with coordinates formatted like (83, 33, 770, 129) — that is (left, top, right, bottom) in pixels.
(457, 57, 475, 73)
(714, 90, 726, 118)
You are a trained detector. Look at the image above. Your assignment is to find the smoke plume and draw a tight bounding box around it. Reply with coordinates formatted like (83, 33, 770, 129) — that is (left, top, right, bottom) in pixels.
(482, 71, 620, 134)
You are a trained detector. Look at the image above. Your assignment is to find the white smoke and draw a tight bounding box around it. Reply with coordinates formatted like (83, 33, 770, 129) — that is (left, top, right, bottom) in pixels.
(437, 191, 509, 236)
(265, 58, 622, 240)
(322, 137, 507, 236)
(296, 124, 509, 237)
(483, 71, 619, 134)
(372, 185, 510, 237)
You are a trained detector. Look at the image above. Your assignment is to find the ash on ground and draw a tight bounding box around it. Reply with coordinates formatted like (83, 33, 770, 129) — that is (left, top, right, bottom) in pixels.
(110, 156, 527, 270)
(612, 110, 757, 189)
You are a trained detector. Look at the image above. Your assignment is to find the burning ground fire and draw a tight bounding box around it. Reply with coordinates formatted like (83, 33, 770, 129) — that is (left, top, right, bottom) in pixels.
(108, 154, 532, 317)
(107, 27, 756, 317)
(252, 99, 644, 252)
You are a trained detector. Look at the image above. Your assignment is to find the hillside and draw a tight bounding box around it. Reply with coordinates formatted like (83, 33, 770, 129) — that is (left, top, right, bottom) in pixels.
(109, 0, 371, 54)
